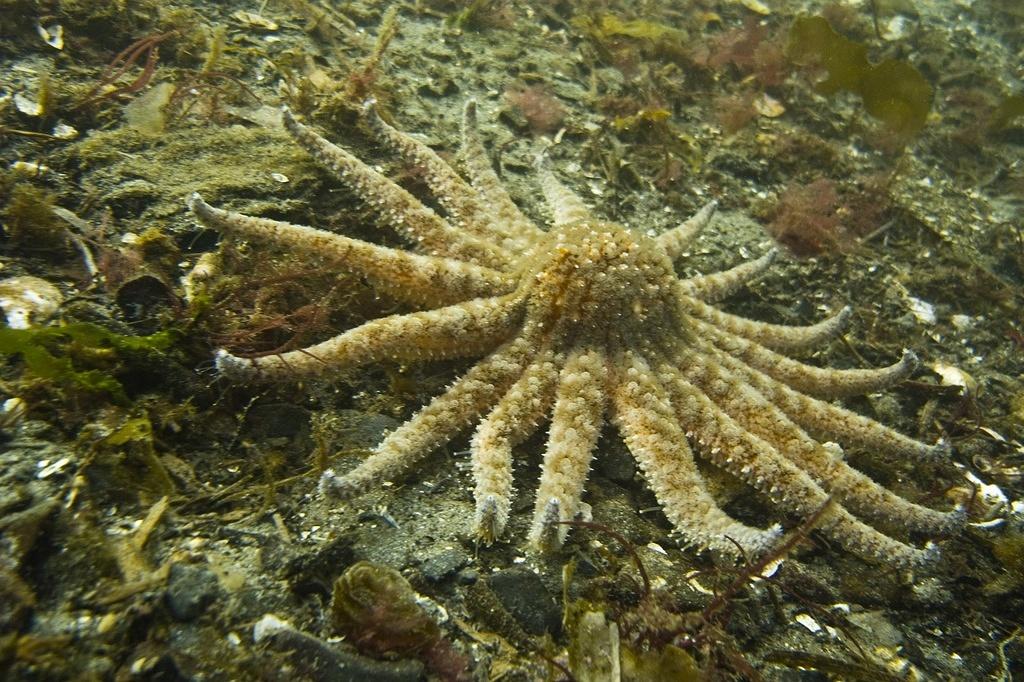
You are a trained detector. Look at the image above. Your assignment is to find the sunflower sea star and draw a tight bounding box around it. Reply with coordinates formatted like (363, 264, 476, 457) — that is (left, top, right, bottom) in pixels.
(188, 100, 962, 567)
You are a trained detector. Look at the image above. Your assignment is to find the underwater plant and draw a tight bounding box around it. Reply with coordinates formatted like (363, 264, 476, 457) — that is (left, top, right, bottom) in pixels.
(787, 15, 932, 137)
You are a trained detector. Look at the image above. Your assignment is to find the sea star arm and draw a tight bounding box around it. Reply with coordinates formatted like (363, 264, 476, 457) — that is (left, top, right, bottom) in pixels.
(702, 342, 947, 462)
(281, 108, 509, 269)
(697, 319, 918, 399)
(537, 163, 592, 227)
(679, 346, 962, 535)
(660, 364, 937, 567)
(678, 250, 777, 301)
(679, 293, 851, 354)
(216, 295, 524, 382)
(528, 348, 607, 551)
(656, 200, 718, 261)
(362, 101, 527, 251)
(319, 334, 537, 499)
(460, 101, 544, 247)
(188, 193, 514, 306)
(612, 351, 783, 557)
(471, 348, 560, 543)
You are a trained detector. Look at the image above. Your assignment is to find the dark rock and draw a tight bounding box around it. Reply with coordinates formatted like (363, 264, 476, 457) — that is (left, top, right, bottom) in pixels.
(330, 410, 401, 450)
(165, 564, 220, 621)
(486, 567, 560, 636)
(419, 547, 470, 583)
(456, 567, 479, 585)
(282, 535, 356, 599)
(245, 403, 311, 440)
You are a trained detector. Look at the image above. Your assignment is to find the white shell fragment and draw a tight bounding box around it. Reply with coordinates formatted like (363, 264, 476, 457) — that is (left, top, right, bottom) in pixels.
(929, 362, 977, 396)
(232, 11, 279, 31)
(253, 614, 293, 642)
(754, 93, 785, 118)
(964, 471, 1008, 519)
(0, 397, 27, 430)
(0, 275, 63, 329)
(36, 23, 64, 50)
(13, 92, 43, 117)
(795, 613, 822, 633)
(905, 295, 936, 325)
(52, 122, 78, 140)
(9, 160, 51, 175)
(738, 0, 772, 15)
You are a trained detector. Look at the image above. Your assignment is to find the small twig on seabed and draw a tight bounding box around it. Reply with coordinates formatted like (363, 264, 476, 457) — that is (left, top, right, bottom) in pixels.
(996, 627, 1022, 682)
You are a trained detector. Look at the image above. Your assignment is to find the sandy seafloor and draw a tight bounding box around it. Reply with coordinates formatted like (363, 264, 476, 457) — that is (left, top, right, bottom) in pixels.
(1, 0, 1023, 679)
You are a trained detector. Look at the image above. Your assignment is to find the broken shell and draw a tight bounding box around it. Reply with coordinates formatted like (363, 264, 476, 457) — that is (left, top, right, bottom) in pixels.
(13, 92, 43, 117)
(794, 613, 822, 633)
(231, 10, 279, 31)
(754, 93, 785, 118)
(9, 160, 51, 176)
(948, 471, 1008, 521)
(52, 122, 78, 140)
(929, 361, 977, 397)
(905, 295, 936, 324)
(738, 0, 771, 15)
(0, 275, 63, 329)
(0, 397, 27, 431)
(36, 23, 64, 50)
(115, 274, 179, 324)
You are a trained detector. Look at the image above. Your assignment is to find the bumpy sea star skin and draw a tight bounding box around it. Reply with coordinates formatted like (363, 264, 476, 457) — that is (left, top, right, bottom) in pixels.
(188, 100, 963, 567)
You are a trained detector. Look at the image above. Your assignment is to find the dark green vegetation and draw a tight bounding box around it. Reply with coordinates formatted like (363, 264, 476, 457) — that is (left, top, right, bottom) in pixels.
(0, 0, 1022, 679)
(786, 15, 933, 137)
(0, 323, 174, 403)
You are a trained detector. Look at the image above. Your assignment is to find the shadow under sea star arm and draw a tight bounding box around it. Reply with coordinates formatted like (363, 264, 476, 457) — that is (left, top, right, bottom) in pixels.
(611, 350, 783, 558)
(656, 200, 718, 261)
(677, 290, 852, 355)
(696, 318, 918, 399)
(216, 295, 524, 382)
(460, 100, 543, 247)
(471, 348, 560, 543)
(677, 345, 963, 535)
(188, 193, 514, 306)
(528, 348, 607, 551)
(281, 107, 510, 270)
(320, 334, 538, 499)
(659, 364, 938, 568)
(677, 249, 777, 302)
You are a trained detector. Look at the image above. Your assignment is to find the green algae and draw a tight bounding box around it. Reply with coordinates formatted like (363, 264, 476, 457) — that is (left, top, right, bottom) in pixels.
(787, 15, 932, 136)
(584, 14, 687, 45)
(89, 412, 175, 498)
(0, 323, 175, 403)
(1, 185, 67, 251)
(989, 94, 1024, 130)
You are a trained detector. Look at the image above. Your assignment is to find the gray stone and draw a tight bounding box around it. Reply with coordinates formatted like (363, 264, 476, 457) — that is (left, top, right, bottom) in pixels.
(420, 547, 470, 583)
(165, 564, 220, 621)
(486, 567, 560, 636)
